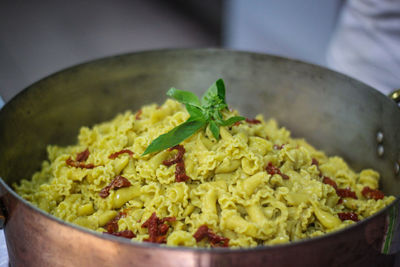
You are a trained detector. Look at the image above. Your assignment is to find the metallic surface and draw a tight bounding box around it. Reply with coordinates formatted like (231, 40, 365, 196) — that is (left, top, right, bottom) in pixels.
(389, 89, 400, 104)
(0, 49, 399, 266)
(378, 145, 385, 157)
(376, 131, 384, 143)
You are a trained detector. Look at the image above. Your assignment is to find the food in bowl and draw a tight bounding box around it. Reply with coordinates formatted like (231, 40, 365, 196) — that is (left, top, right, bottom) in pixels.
(13, 79, 395, 248)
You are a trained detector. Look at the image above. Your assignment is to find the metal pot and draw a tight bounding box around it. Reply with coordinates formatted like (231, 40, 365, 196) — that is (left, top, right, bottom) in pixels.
(0, 49, 399, 267)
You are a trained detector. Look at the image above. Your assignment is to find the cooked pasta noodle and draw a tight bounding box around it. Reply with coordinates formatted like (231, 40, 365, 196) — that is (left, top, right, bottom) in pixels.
(14, 99, 395, 247)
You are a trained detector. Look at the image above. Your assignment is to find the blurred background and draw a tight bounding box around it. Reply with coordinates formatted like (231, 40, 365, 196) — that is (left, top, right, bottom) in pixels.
(0, 0, 221, 102)
(2, 0, 398, 103)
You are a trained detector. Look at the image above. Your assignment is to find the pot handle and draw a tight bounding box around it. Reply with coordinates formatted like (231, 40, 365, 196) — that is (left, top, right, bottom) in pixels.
(381, 89, 400, 254)
(0, 96, 6, 228)
(381, 199, 400, 254)
(0, 95, 5, 228)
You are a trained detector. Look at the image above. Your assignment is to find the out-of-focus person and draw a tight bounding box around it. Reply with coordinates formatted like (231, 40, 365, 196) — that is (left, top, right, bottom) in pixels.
(223, 0, 400, 95)
(327, 0, 400, 95)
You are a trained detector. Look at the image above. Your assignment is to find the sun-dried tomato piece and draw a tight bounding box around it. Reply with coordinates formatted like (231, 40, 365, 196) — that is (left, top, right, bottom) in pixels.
(65, 158, 95, 169)
(193, 225, 209, 242)
(338, 212, 359, 222)
(111, 176, 131, 188)
(106, 230, 136, 239)
(175, 161, 190, 182)
(104, 217, 119, 234)
(245, 118, 261, 124)
(281, 173, 290, 180)
(322, 176, 338, 190)
(233, 121, 241, 126)
(323, 177, 357, 200)
(311, 158, 323, 176)
(362, 186, 384, 200)
(336, 188, 357, 199)
(109, 149, 134, 159)
(76, 148, 90, 162)
(104, 212, 127, 233)
(162, 145, 191, 182)
(266, 162, 289, 180)
(99, 185, 111, 198)
(135, 109, 143, 120)
(266, 162, 280, 175)
(141, 212, 176, 244)
(142, 213, 158, 241)
(158, 223, 170, 235)
(141, 212, 155, 228)
(103, 212, 135, 239)
(163, 145, 185, 166)
(193, 225, 229, 247)
(209, 233, 229, 248)
(65, 148, 96, 169)
(99, 176, 131, 198)
(99, 185, 113, 198)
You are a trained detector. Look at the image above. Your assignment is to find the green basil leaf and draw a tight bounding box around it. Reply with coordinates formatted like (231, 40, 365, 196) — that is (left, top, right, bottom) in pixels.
(215, 79, 226, 104)
(201, 79, 226, 106)
(218, 116, 245, 126)
(217, 103, 228, 111)
(167, 87, 201, 107)
(186, 104, 205, 120)
(213, 110, 223, 121)
(209, 120, 220, 140)
(143, 78, 245, 156)
(142, 118, 206, 155)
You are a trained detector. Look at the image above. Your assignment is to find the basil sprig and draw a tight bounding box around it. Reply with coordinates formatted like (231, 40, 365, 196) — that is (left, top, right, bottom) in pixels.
(142, 79, 244, 155)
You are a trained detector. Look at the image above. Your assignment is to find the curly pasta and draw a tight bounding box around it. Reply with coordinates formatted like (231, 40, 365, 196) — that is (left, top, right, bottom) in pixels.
(14, 99, 395, 247)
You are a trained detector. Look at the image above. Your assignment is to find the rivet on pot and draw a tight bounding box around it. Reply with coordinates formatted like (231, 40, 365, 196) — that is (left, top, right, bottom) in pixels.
(377, 145, 384, 157)
(395, 162, 400, 175)
(376, 131, 384, 143)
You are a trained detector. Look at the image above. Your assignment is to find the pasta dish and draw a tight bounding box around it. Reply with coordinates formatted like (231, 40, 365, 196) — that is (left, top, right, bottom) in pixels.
(14, 80, 395, 248)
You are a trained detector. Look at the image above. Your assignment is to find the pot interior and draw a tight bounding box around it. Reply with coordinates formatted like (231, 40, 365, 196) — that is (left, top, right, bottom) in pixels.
(0, 49, 399, 197)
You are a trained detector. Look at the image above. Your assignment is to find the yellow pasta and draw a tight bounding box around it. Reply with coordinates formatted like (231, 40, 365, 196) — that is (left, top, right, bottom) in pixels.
(13, 99, 395, 248)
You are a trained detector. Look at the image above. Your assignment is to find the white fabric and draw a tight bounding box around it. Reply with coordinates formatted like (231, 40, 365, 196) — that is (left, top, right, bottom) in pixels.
(223, 0, 341, 66)
(327, 0, 400, 94)
(0, 231, 7, 267)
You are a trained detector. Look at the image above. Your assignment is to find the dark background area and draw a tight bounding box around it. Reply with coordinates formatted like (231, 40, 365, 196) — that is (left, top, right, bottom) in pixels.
(0, 0, 223, 101)
(0, 0, 344, 102)
(1, 0, 397, 102)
